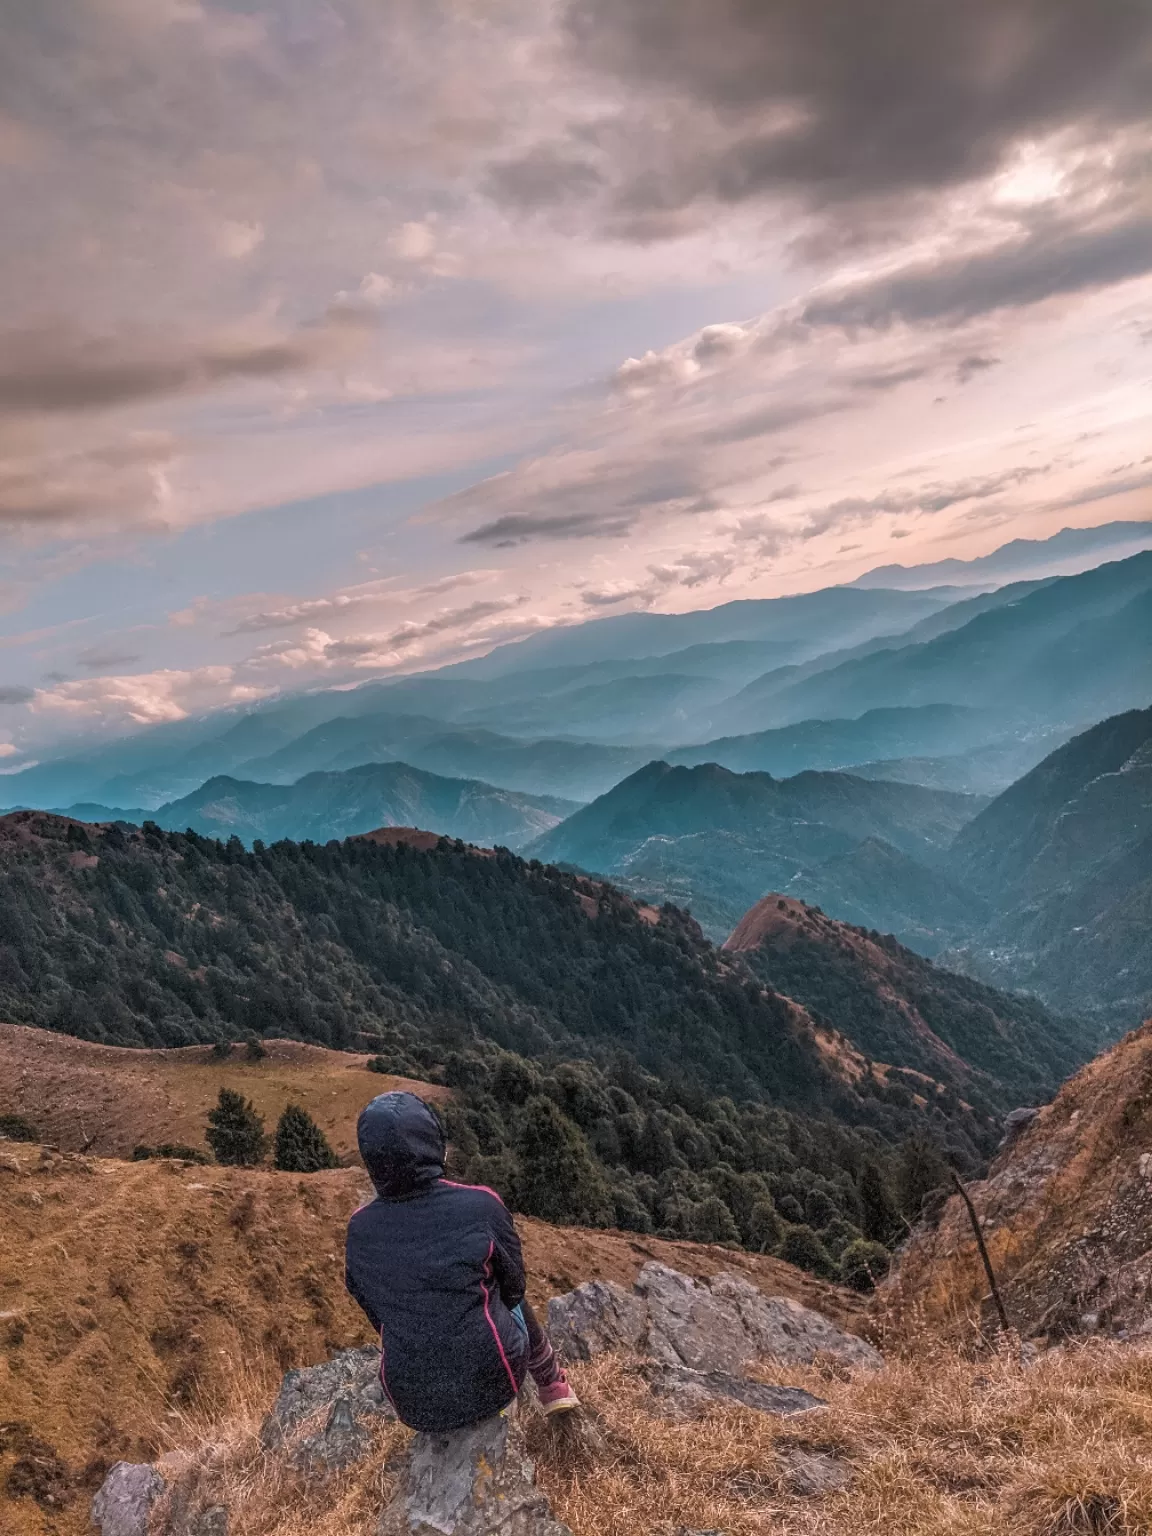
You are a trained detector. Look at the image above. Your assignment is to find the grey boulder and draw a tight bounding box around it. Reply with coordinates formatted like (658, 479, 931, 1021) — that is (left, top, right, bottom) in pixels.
(641, 1361, 826, 1418)
(379, 1410, 572, 1536)
(293, 1395, 375, 1471)
(546, 1279, 647, 1364)
(261, 1345, 392, 1448)
(91, 1463, 165, 1536)
(639, 1264, 880, 1374)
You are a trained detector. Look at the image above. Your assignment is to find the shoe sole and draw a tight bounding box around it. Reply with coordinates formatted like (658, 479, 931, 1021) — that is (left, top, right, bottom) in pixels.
(541, 1397, 581, 1416)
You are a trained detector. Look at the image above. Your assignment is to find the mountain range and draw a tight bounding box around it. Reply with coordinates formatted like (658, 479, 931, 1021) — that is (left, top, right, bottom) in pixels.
(850, 518, 1152, 590)
(6, 539, 1149, 819)
(943, 707, 1152, 1027)
(527, 759, 984, 949)
(57, 760, 579, 852)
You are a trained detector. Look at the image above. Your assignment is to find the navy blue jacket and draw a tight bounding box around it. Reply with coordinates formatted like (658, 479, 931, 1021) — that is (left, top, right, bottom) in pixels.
(344, 1091, 529, 1432)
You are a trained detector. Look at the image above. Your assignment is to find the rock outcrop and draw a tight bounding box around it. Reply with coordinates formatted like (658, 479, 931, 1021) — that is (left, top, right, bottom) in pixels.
(260, 1344, 393, 1448)
(90, 1462, 165, 1536)
(378, 1410, 571, 1536)
(549, 1261, 880, 1377)
(641, 1361, 826, 1418)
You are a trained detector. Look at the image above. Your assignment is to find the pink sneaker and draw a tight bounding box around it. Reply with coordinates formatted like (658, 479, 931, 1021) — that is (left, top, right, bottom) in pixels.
(537, 1372, 580, 1416)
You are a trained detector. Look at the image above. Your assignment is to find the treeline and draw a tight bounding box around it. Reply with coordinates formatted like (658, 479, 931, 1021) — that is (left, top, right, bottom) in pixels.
(0, 815, 991, 1278)
(387, 1042, 959, 1290)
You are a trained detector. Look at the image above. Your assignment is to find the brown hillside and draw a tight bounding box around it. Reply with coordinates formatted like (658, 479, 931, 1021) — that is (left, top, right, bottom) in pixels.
(0, 1144, 863, 1536)
(726, 895, 970, 1078)
(885, 1018, 1152, 1343)
(722, 891, 1082, 1108)
(0, 1023, 445, 1161)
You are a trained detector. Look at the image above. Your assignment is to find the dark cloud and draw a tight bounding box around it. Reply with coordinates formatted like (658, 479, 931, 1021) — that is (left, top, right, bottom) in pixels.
(322, 598, 525, 657)
(802, 212, 1152, 328)
(699, 398, 848, 445)
(0, 686, 34, 706)
(75, 647, 142, 672)
(799, 463, 1054, 538)
(955, 354, 1002, 383)
(485, 147, 605, 209)
(562, 0, 1152, 212)
(0, 322, 359, 416)
(849, 363, 933, 393)
(459, 510, 635, 546)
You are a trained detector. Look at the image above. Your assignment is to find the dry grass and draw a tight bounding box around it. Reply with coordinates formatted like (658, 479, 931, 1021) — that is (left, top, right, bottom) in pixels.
(155, 1340, 1152, 1536)
(152, 1350, 409, 1536)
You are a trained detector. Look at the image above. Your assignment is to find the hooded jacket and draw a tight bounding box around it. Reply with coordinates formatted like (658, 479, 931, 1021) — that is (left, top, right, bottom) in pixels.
(344, 1091, 529, 1432)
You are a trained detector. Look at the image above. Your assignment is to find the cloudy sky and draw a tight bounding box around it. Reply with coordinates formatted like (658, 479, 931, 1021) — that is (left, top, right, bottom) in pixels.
(2, 0, 1151, 761)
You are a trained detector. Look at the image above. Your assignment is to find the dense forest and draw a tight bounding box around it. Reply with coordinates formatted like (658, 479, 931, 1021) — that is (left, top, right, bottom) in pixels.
(0, 812, 1023, 1279)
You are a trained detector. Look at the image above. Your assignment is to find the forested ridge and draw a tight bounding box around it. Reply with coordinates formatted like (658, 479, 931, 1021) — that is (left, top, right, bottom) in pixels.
(0, 810, 1028, 1278)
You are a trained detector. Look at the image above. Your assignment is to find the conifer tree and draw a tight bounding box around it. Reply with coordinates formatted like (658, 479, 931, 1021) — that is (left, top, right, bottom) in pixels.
(273, 1104, 338, 1172)
(205, 1087, 266, 1166)
(857, 1158, 903, 1245)
(515, 1095, 611, 1226)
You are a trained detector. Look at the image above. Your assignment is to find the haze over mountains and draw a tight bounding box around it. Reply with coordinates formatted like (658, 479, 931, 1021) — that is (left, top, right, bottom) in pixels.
(3, 527, 1150, 1036)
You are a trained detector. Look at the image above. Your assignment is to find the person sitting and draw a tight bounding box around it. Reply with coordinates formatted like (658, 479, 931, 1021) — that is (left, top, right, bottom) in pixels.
(345, 1090, 580, 1432)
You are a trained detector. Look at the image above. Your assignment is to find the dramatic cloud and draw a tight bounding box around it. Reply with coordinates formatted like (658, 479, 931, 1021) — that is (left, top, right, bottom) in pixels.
(0, 316, 368, 416)
(561, 0, 1152, 215)
(1, 0, 1150, 750)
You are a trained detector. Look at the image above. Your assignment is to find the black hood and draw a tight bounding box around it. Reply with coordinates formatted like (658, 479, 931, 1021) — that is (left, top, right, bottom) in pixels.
(357, 1091, 445, 1199)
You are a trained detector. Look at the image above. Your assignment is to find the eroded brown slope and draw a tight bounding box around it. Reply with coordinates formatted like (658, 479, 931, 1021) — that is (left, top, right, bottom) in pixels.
(886, 1018, 1152, 1342)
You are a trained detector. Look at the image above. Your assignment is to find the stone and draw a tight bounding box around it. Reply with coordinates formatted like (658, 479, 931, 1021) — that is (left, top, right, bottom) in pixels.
(261, 1345, 393, 1447)
(91, 1462, 165, 1536)
(641, 1361, 826, 1419)
(293, 1395, 374, 1471)
(778, 1449, 852, 1497)
(637, 1264, 752, 1376)
(546, 1279, 647, 1363)
(1000, 1107, 1040, 1148)
(637, 1264, 880, 1375)
(192, 1508, 228, 1536)
(378, 1410, 572, 1536)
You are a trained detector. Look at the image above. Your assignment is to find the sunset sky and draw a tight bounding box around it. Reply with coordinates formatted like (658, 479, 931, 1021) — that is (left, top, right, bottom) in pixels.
(2, 0, 1151, 759)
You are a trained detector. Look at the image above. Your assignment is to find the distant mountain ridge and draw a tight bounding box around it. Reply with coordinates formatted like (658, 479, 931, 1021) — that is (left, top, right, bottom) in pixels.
(61, 760, 580, 852)
(943, 707, 1152, 1025)
(527, 759, 984, 948)
(851, 519, 1152, 590)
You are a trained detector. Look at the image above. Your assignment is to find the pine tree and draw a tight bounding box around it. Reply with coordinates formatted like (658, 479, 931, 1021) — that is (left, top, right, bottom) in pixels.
(273, 1104, 339, 1172)
(205, 1088, 266, 1166)
(894, 1132, 950, 1223)
(857, 1158, 902, 1245)
(747, 1198, 783, 1254)
(515, 1096, 611, 1226)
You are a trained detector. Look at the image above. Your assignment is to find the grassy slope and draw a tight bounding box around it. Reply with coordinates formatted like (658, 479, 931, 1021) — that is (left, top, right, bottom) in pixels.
(0, 1137, 858, 1536)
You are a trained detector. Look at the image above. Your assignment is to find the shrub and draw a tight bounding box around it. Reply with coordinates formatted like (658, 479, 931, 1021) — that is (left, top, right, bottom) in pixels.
(245, 1035, 267, 1062)
(131, 1143, 210, 1164)
(840, 1237, 892, 1292)
(778, 1222, 836, 1279)
(273, 1104, 338, 1172)
(211, 1039, 234, 1060)
(205, 1088, 266, 1166)
(0, 1113, 39, 1142)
